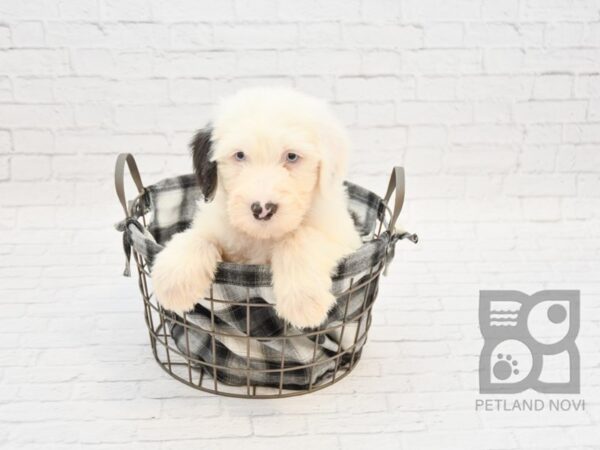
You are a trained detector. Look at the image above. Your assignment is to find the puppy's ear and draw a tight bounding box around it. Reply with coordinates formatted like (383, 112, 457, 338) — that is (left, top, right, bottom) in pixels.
(318, 119, 350, 196)
(190, 126, 217, 201)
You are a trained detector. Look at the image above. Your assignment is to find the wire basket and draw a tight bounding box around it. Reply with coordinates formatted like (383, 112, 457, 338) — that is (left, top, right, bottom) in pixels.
(115, 153, 417, 398)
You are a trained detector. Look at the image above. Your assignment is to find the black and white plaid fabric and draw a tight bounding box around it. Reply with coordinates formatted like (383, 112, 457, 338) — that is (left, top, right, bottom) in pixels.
(116, 174, 415, 390)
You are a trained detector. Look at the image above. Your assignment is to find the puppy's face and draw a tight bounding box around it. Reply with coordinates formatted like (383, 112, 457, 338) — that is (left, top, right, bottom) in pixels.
(217, 127, 320, 240)
(192, 88, 349, 240)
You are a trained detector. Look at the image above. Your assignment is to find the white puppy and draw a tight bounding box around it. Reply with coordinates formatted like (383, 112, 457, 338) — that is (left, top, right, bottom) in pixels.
(151, 87, 361, 328)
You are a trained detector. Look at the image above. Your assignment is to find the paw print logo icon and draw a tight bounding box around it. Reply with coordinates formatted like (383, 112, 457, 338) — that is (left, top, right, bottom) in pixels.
(494, 353, 519, 379)
(479, 290, 580, 394)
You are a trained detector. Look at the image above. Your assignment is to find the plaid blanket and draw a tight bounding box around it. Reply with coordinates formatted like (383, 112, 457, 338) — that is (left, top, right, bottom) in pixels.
(117, 174, 416, 390)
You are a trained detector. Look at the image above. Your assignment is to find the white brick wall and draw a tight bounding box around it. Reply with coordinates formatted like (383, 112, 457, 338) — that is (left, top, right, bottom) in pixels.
(1, 0, 599, 448)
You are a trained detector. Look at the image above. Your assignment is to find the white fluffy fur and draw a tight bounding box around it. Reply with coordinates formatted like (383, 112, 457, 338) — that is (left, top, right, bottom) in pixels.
(151, 87, 361, 328)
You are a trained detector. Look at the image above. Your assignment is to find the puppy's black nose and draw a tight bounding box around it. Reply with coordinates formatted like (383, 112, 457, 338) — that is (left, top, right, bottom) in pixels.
(251, 202, 262, 216)
(251, 201, 278, 220)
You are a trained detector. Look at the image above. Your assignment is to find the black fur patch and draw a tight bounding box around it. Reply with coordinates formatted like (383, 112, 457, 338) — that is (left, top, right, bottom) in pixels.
(190, 127, 217, 201)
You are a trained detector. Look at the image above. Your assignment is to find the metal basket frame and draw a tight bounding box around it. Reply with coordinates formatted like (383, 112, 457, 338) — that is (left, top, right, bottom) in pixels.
(115, 153, 410, 399)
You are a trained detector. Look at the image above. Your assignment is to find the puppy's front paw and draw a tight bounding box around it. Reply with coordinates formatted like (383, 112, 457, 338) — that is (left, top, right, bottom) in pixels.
(151, 234, 220, 315)
(275, 288, 336, 329)
(151, 258, 208, 315)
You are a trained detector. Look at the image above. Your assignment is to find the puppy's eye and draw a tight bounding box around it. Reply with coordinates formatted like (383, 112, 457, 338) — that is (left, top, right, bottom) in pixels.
(285, 152, 300, 163)
(234, 151, 246, 161)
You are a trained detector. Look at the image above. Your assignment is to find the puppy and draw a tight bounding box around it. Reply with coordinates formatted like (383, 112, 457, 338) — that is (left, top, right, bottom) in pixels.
(151, 87, 362, 328)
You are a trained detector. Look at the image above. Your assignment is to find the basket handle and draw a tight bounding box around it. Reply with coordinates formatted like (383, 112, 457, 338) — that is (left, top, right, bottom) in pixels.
(382, 166, 417, 275)
(115, 153, 145, 218)
(114, 153, 146, 277)
(383, 166, 405, 234)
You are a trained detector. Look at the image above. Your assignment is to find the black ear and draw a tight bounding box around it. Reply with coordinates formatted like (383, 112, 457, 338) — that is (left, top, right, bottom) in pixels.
(190, 127, 217, 201)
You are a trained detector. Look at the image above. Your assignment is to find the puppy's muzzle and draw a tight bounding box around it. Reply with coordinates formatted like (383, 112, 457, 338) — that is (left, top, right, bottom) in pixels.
(251, 201, 278, 221)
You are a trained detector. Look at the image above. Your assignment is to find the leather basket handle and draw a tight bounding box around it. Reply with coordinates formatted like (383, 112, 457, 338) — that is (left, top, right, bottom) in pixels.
(115, 153, 145, 218)
(383, 166, 405, 234)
